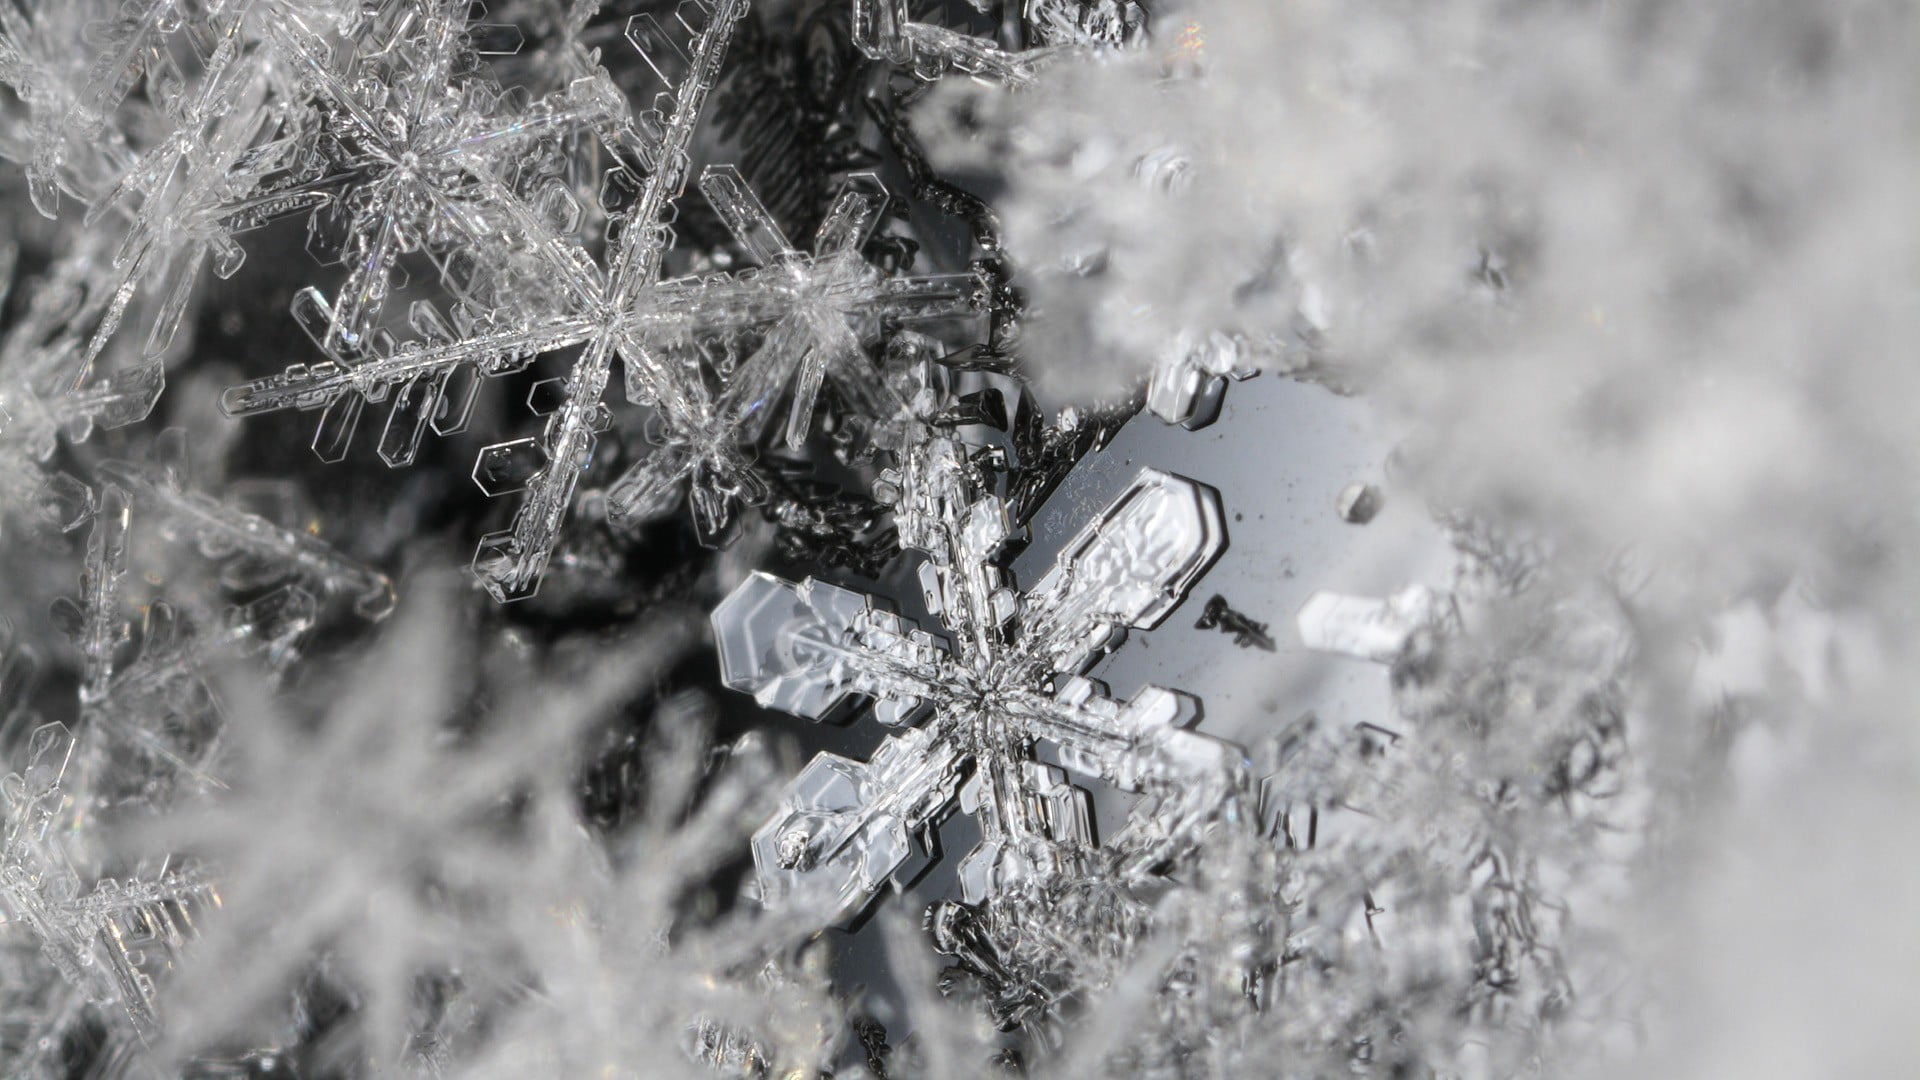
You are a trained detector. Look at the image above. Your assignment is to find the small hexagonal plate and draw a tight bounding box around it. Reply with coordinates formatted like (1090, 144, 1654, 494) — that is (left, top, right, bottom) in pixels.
(471, 438, 545, 497)
(526, 377, 567, 416)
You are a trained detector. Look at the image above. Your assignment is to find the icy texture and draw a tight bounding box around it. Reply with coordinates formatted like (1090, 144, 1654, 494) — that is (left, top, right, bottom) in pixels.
(714, 363, 1266, 1026)
(0, 0, 1915, 1076)
(50, 477, 320, 790)
(0, 241, 162, 539)
(1296, 585, 1451, 665)
(214, 0, 981, 598)
(851, 0, 1058, 85)
(98, 450, 394, 620)
(2, 721, 219, 1041)
(600, 166, 980, 543)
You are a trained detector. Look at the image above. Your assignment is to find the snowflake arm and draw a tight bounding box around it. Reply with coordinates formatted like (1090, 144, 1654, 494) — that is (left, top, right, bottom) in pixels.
(0, 722, 218, 1039)
(473, 0, 747, 601)
(97, 452, 394, 620)
(850, 0, 1057, 86)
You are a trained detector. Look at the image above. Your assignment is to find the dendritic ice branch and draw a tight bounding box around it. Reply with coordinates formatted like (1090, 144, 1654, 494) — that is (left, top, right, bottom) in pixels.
(600, 165, 981, 542)
(217, 0, 970, 599)
(1, 721, 219, 1043)
(98, 445, 395, 621)
(0, 241, 164, 538)
(49, 474, 321, 792)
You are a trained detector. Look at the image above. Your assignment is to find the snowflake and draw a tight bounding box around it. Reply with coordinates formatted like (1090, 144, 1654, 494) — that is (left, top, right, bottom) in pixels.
(48, 468, 329, 794)
(221, 18, 979, 596)
(220, 0, 753, 600)
(0, 241, 164, 538)
(600, 165, 980, 542)
(130, 587, 704, 1064)
(98, 440, 394, 621)
(263, 0, 594, 357)
(713, 358, 1250, 949)
(0, 720, 218, 1042)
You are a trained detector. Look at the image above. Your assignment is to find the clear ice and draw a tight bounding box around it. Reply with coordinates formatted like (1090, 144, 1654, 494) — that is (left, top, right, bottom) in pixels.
(715, 361, 1252, 960)
(0, 0, 1757, 1073)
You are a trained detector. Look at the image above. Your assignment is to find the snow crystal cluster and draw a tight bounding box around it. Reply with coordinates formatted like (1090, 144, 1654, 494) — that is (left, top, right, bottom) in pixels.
(2, 0, 1917, 1077)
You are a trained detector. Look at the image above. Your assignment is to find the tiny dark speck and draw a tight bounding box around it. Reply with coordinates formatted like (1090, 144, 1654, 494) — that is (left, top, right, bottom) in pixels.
(1194, 595, 1277, 652)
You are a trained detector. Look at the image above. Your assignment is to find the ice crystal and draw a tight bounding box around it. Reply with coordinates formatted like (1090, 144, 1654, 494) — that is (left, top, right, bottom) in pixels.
(601, 165, 979, 541)
(1, 720, 218, 1043)
(1, 0, 1914, 1075)
(49, 474, 320, 792)
(0, 240, 162, 538)
(712, 362, 1265, 1027)
(851, 0, 1057, 86)
(128, 589, 695, 1062)
(98, 446, 394, 621)
(217, 0, 981, 598)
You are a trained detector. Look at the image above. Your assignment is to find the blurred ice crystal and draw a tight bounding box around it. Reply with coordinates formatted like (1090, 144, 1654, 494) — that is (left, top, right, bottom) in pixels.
(0, 241, 164, 537)
(98, 442, 394, 620)
(49, 475, 320, 794)
(1296, 585, 1452, 665)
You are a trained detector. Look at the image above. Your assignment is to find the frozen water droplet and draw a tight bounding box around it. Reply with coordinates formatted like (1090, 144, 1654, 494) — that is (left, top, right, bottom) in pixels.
(1338, 482, 1382, 524)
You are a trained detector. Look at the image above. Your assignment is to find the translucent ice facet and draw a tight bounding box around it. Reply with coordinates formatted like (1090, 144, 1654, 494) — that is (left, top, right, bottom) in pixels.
(1296, 586, 1449, 663)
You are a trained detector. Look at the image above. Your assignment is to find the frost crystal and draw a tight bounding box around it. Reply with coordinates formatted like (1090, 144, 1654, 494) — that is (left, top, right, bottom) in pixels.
(3, 0, 1905, 1074)
(214, 0, 983, 598)
(852, 0, 1058, 85)
(1, 721, 218, 1041)
(99, 448, 394, 621)
(602, 165, 979, 540)
(0, 241, 162, 537)
(1296, 586, 1452, 665)
(713, 367, 1264, 1024)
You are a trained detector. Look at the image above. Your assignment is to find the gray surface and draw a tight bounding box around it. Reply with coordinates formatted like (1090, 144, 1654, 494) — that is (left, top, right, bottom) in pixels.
(1015, 373, 1453, 745)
